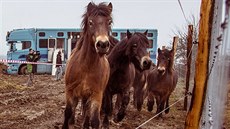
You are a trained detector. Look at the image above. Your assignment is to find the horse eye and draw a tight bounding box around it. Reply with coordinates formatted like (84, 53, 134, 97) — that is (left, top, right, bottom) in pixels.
(89, 20, 93, 27)
(133, 43, 137, 47)
(108, 20, 112, 26)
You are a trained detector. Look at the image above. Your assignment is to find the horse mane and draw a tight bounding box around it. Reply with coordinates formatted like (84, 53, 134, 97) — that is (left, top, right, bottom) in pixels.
(108, 38, 129, 61)
(129, 32, 149, 46)
(108, 32, 149, 63)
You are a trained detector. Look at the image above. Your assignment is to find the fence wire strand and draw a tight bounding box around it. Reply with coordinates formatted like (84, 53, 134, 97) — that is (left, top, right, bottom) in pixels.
(135, 93, 191, 129)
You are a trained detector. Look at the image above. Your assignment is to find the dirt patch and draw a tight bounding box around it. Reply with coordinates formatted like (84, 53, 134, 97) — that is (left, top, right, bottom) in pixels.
(0, 75, 228, 129)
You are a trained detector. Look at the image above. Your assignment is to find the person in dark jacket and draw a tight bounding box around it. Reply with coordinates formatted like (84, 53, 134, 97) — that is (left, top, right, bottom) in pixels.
(32, 51, 41, 74)
(55, 51, 62, 81)
(26, 48, 34, 86)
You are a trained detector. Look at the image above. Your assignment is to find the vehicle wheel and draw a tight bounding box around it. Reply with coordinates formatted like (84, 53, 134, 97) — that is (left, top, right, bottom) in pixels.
(19, 65, 28, 75)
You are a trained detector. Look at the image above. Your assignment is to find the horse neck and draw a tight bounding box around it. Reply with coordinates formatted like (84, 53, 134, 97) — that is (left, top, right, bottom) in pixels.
(79, 34, 100, 65)
(108, 44, 130, 68)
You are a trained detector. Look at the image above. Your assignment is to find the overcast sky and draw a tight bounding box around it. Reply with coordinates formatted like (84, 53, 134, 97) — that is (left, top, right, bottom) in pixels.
(0, 0, 201, 56)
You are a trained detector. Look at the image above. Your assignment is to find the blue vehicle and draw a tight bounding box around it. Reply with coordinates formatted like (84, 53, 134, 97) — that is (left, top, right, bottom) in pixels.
(6, 28, 157, 74)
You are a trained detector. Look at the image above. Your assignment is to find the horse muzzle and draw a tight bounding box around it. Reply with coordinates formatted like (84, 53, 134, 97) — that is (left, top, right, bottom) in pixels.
(141, 57, 152, 70)
(95, 40, 110, 55)
(157, 66, 166, 75)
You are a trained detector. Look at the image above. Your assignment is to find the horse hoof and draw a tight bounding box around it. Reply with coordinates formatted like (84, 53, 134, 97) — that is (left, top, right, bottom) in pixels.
(101, 125, 109, 129)
(147, 106, 153, 112)
(137, 104, 142, 111)
(156, 113, 163, 120)
(165, 108, 169, 114)
(147, 102, 154, 112)
(113, 112, 125, 123)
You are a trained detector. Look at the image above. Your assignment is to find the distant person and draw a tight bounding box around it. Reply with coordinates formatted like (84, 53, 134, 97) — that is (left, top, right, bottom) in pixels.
(26, 48, 34, 86)
(32, 51, 41, 74)
(55, 51, 62, 81)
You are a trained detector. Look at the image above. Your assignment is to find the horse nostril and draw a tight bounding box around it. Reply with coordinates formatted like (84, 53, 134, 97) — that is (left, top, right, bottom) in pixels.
(96, 41, 109, 49)
(96, 42, 101, 48)
(101, 41, 109, 49)
(158, 69, 165, 73)
(143, 60, 148, 66)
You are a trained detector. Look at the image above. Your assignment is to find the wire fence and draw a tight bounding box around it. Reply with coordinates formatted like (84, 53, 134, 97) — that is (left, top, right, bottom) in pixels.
(201, 0, 230, 129)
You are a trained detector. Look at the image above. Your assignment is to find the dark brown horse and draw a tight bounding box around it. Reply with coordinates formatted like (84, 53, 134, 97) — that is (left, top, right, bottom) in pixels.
(62, 2, 113, 129)
(133, 62, 156, 111)
(146, 48, 178, 117)
(102, 30, 152, 128)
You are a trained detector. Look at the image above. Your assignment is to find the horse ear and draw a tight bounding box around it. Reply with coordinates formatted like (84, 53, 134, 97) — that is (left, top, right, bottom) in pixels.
(144, 30, 148, 35)
(170, 49, 174, 57)
(158, 48, 161, 54)
(127, 30, 132, 39)
(108, 2, 113, 13)
(87, 2, 94, 12)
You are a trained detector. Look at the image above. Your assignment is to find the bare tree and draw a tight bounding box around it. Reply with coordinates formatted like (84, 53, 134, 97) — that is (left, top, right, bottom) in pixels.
(167, 15, 199, 77)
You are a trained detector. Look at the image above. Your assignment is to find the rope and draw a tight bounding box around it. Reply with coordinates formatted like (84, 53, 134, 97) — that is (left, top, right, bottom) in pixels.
(135, 93, 191, 129)
(178, 0, 189, 23)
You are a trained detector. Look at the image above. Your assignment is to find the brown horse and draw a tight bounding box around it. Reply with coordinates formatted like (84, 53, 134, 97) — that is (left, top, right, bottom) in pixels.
(62, 2, 113, 129)
(146, 48, 178, 117)
(133, 62, 156, 111)
(102, 30, 152, 128)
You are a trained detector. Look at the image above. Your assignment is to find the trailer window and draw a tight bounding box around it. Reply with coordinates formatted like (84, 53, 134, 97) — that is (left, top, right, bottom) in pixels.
(49, 39, 55, 48)
(148, 39, 153, 48)
(147, 33, 153, 37)
(57, 32, 64, 37)
(112, 32, 118, 37)
(15, 43, 22, 50)
(39, 32, 45, 37)
(22, 41, 31, 49)
(57, 38, 64, 48)
(39, 39, 48, 48)
(120, 32, 126, 40)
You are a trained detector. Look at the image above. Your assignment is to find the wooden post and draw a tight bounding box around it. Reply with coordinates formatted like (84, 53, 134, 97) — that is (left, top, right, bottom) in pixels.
(171, 36, 179, 71)
(172, 36, 179, 55)
(184, 25, 193, 110)
(185, 0, 214, 128)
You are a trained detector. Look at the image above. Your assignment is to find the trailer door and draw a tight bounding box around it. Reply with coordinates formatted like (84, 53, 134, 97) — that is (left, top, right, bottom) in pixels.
(48, 38, 56, 62)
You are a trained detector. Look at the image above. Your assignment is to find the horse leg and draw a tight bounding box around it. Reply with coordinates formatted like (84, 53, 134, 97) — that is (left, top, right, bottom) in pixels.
(136, 82, 147, 111)
(113, 90, 130, 123)
(102, 90, 113, 129)
(147, 92, 155, 112)
(62, 96, 78, 129)
(90, 92, 104, 129)
(155, 95, 163, 118)
(133, 86, 137, 108)
(156, 95, 167, 118)
(82, 97, 90, 129)
(165, 96, 170, 114)
(114, 94, 121, 114)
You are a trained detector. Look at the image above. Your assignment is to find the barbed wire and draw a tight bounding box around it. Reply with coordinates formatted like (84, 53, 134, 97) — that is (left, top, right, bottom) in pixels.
(177, 0, 189, 24)
(135, 92, 192, 129)
(208, 0, 229, 77)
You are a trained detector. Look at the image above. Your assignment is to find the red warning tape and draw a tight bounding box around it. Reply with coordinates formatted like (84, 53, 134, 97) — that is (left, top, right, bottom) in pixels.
(0, 59, 65, 66)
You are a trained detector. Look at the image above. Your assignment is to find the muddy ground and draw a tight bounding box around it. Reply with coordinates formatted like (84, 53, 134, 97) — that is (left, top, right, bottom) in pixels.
(0, 74, 229, 129)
